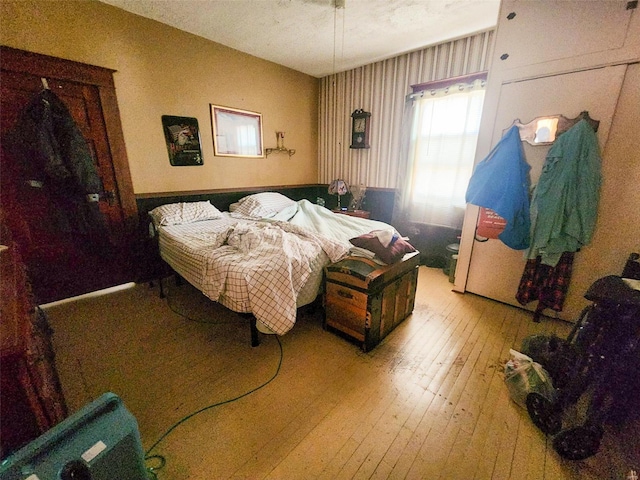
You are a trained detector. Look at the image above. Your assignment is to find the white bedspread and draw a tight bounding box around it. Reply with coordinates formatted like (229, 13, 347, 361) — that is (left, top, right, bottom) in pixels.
(273, 199, 395, 242)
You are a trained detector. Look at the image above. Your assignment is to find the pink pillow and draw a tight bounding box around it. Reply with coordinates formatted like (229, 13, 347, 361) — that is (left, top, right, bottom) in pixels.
(350, 231, 417, 264)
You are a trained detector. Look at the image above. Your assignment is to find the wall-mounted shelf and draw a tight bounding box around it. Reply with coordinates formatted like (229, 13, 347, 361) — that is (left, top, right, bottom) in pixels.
(265, 146, 296, 157)
(265, 131, 296, 157)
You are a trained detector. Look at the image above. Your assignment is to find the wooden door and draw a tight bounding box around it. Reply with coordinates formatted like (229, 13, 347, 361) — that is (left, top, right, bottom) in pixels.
(0, 47, 138, 304)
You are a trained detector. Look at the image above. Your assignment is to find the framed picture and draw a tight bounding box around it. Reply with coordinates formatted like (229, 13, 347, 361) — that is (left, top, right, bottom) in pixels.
(161, 115, 204, 166)
(210, 105, 263, 158)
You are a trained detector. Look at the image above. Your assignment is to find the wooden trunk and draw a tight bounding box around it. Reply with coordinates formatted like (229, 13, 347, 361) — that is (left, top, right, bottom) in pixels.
(324, 252, 420, 351)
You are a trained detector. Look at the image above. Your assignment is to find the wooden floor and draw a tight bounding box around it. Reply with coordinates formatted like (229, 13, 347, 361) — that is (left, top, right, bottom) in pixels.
(44, 266, 639, 479)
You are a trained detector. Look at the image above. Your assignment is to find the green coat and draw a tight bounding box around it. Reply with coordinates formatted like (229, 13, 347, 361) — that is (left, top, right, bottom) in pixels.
(526, 120, 602, 266)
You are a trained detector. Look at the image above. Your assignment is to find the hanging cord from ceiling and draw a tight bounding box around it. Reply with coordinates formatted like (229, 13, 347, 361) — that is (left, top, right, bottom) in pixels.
(332, 0, 345, 82)
(332, 2, 337, 77)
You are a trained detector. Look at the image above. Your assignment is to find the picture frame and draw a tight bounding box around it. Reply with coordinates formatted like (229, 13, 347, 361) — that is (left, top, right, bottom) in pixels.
(210, 105, 263, 158)
(161, 115, 204, 166)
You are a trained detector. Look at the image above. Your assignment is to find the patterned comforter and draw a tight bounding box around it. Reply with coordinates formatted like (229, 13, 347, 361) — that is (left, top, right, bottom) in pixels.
(199, 220, 347, 334)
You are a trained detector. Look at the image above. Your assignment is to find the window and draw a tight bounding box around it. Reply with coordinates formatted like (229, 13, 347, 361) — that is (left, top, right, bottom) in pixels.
(397, 73, 486, 229)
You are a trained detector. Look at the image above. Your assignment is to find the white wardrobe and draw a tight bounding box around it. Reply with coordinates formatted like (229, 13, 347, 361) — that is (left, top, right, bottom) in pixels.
(455, 0, 640, 322)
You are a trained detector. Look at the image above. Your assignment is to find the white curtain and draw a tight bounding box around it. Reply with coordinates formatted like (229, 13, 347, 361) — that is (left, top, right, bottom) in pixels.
(396, 79, 486, 229)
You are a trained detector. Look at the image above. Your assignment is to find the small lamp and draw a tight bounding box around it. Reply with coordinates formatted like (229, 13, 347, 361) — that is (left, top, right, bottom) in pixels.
(328, 179, 349, 209)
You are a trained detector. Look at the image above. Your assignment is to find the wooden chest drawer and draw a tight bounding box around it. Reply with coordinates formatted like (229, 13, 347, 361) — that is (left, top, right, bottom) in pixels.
(324, 252, 420, 351)
(325, 282, 368, 310)
(325, 297, 366, 341)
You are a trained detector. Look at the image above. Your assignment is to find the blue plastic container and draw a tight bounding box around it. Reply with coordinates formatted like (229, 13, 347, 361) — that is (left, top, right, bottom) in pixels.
(0, 392, 148, 480)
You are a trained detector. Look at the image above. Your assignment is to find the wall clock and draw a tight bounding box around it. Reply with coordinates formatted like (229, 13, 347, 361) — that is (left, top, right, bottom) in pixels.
(350, 109, 371, 149)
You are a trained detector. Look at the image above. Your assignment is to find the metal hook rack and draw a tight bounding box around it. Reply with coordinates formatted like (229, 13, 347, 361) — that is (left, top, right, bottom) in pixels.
(509, 111, 599, 146)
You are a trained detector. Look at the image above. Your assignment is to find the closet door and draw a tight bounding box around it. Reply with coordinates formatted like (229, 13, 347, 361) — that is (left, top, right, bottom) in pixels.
(0, 47, 137, 304)
(463, 65, 626, 321)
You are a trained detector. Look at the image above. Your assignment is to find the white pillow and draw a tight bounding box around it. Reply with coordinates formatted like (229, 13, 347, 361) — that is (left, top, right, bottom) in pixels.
(149, 201, 222, 226)
(233, 192, 296, 218)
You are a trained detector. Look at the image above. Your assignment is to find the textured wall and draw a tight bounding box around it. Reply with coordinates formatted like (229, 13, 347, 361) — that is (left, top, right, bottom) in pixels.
(1, 0, 319, 194)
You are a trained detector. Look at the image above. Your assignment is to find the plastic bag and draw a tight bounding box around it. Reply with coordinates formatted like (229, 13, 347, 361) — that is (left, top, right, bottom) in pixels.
(504, 349, 556, 408)
(521, 334, 579, 389)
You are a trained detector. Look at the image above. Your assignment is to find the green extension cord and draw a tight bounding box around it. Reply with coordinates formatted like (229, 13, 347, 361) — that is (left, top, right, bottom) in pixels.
(143, 281, 284, 478)
(164, 278, 246, 325)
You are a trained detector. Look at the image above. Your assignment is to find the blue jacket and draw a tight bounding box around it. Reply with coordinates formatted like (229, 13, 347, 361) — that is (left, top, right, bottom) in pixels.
(465, 125, 531, 250)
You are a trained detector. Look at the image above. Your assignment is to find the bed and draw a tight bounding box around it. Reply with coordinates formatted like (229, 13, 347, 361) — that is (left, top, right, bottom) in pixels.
(149, 192, 416, 345)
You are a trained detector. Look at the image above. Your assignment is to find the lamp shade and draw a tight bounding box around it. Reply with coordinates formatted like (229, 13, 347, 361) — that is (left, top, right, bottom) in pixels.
(328, 179, 349, 196)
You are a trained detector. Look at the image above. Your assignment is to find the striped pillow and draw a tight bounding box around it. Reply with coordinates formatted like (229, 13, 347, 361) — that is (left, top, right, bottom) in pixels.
(232, 192, 296, 218)
(150, 201, 222, 226)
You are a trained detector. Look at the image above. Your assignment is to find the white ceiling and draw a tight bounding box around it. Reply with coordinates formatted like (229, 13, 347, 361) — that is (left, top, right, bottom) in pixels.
(99, 0, 500, 78)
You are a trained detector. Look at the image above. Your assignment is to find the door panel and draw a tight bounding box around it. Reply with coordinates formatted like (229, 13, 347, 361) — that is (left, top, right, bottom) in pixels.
(0, 50, 136, 304)
(464, 65, 626, 320)
(493, 0, 633, 70)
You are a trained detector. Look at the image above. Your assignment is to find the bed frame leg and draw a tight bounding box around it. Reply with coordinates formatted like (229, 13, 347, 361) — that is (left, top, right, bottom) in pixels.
(158, 276, 165, 299)
(250, 316, 260, 347)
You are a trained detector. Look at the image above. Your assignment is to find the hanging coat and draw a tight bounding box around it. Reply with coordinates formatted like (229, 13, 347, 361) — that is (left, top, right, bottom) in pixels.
(465, 125, 531, 250)
(10, 89, 107, 239)
(525, 119, 602, 267)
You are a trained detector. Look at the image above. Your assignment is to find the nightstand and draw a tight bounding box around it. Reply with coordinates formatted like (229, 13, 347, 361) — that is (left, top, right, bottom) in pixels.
(332, 209, 370, 219)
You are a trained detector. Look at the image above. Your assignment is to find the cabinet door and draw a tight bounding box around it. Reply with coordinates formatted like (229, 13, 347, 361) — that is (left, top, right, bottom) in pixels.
(0, 47, 137, 304)
(1, 358, 41, 458)
(493, 0, 633, 70)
